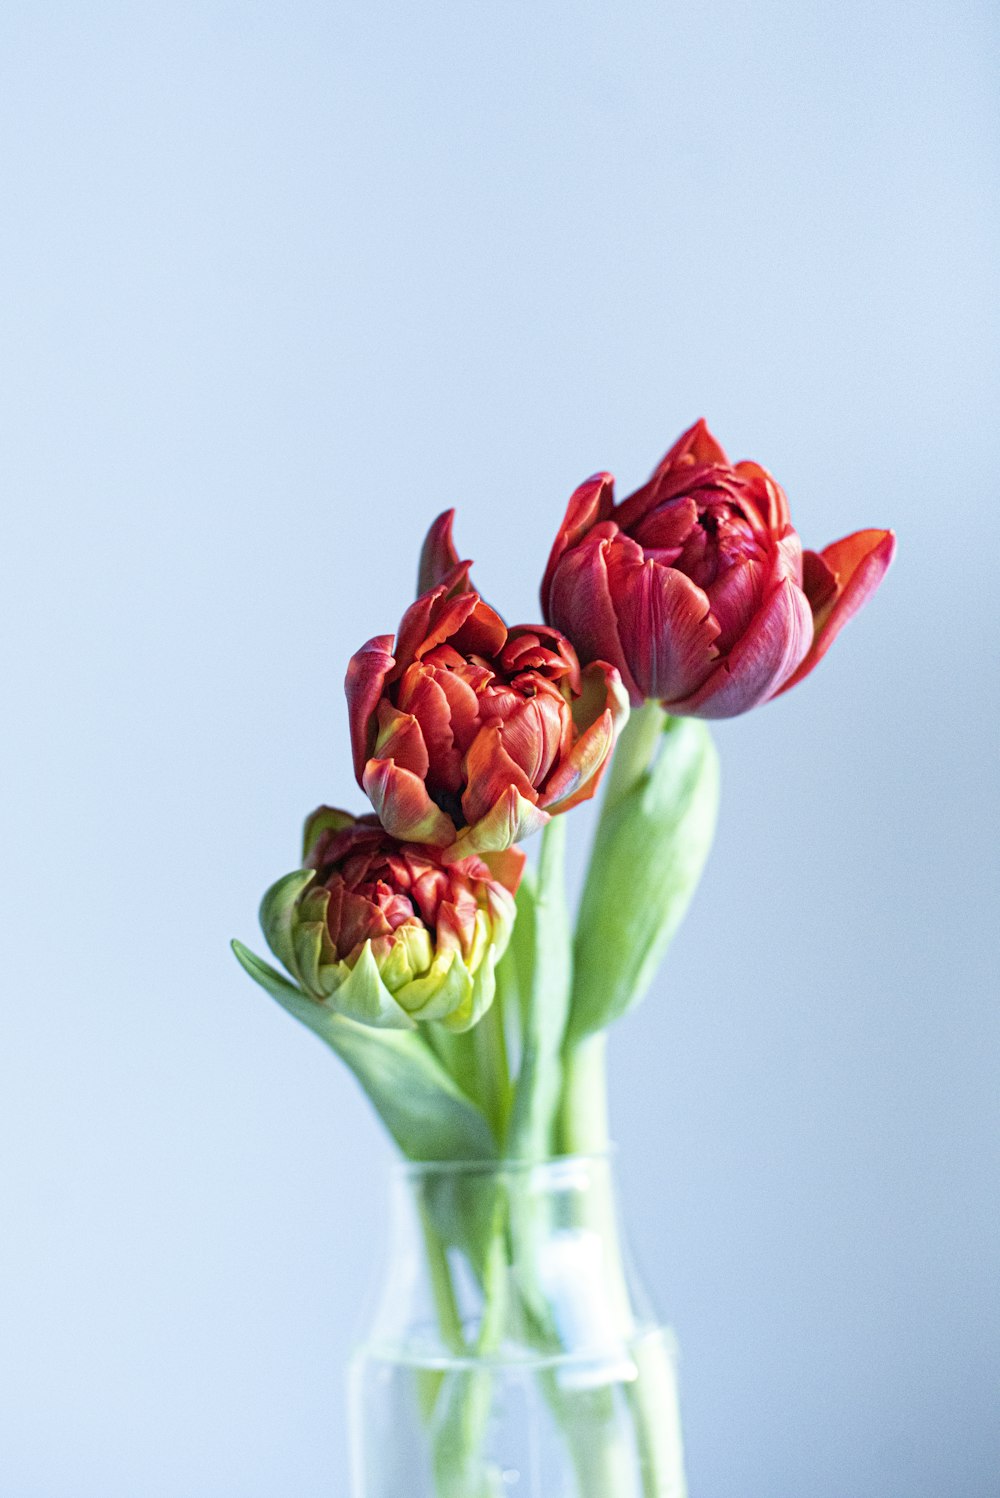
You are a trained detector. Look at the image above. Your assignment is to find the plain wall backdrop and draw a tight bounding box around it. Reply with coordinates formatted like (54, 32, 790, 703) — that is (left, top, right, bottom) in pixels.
(1, 3, 997, 1495)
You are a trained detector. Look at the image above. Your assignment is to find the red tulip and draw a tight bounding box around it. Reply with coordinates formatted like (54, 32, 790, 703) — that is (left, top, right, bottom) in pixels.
(347, 539, 628, 859)
(252, 809, 523, 1030)
(541, 420, 895, 718)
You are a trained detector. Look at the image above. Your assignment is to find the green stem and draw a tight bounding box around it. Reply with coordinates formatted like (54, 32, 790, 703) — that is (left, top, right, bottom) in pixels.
(423, 995, 510, 1148)
(557, 1384, 639, 1497)
(429, 1195, 510, 1498)
(507, 815, 571, 1161)
(603, 700, 668, 811)
(628, 1333, 687, 1498)
(473, 995, 511, 1144)
(556, 702, 689, 1497)
(418, 1200, 467, 1357)
(558, 1032, 610, 1155)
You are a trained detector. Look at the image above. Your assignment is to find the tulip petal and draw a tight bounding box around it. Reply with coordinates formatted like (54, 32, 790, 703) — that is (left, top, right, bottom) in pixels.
(332, 941, 416, 1029)
(665, 576, 813, 718)
(629, 496, 698, 557)
(656, 417, 731, 475)
(373, 702, 431, 778)
(302, 805, 357, 864)
(392, 666, 465, 792)
(396, 585, 508, 671)
(446, 785, 550, 861)
(604, 540, 721, 704)
(615, 419, 731, 532)
(546, 527, 644, 704)
(450, 596, 510, 660)
(705, 557, 768, 654)
(775, 529, 896, 695)
(398, 951, 472, 1023)
(502, 625, 582, 694)
(445, 954, 500, 1033)
(345, 635, 396, 783)
(362, 756, 456, 846)
(540, 706, 615, 813)
(734, 462, 791, 533)
(336, 883, 395, 958)
(493, 695, 566, 787)
(293, 917, 333, 999)
(774, 529, 805, 586)
(418, 510, 461, 594)
(461, 724, 539, 825)
(569, 659, 630, 737)
(394, 587, 480, 672)
(475, 844, 526, 895)
(259, 868, 317, 983)
(541, 473, 615, 618)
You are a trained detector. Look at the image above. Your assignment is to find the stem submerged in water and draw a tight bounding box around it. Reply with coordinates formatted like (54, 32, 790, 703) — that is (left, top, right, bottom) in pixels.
(418, 704, 694, 1495)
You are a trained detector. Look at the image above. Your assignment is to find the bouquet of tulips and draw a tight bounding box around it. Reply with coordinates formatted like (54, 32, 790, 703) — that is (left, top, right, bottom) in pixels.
(233, 420, 893, 1496)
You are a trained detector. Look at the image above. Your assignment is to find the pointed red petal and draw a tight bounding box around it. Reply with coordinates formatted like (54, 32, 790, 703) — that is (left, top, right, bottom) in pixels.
(477, 844, 527, 894)
(667, 577, 813, 718)
(546, 527, 644, 704)
(614, 420, 731, 533)
(460, 725, 538, 825)
(362, 757, 456, 846)
(446, 785, 549, 861)
(345, 635, 396, 784)
(373, 702, 430, 779)
(394, 588, 479, 672)
(733, 462, 791, 533)
(541, 473, 615, 618)
(540, 708, 615, 812)
(418, 510, 461, 594)
(776, 529, 896, 695)
(604, 543, 720, 704)
(654, 417, 731, 475)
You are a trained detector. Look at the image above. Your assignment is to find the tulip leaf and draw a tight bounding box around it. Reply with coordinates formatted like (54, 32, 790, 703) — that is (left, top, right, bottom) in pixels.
(506, 817, 573, 1160)
(231, 940, 496, 1161)
(231, 939, 312, 1012)
(325, 1017, 497, 1162)
(566, 714, 719, 1042)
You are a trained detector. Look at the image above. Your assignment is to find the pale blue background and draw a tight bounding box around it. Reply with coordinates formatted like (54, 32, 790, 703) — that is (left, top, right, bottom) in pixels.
(1, 3, 997, 1495)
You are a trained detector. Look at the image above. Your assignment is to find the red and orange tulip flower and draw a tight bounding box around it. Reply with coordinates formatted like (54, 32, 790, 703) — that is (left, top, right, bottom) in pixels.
(346, 551, 628, 859)
(542, 419, 895, 717)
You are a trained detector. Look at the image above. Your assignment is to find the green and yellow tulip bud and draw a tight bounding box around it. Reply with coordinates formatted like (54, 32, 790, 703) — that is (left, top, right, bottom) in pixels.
(255, 809, 522, 1032)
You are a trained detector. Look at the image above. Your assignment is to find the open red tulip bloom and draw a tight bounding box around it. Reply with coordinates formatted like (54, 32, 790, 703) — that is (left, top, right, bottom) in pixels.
(542, 419, 895, 717)
(346, 550, 628, 860)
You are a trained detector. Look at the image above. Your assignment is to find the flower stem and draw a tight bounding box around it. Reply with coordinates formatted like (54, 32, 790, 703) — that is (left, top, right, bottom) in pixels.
(418, 1200, 467, 1356)
(555, 699, 689, 1497)
(557, 1031, 610, 1155)
(603, 700, 668, 811)
(474, 992, 511, 1143)
(507, 815, 572, 1160)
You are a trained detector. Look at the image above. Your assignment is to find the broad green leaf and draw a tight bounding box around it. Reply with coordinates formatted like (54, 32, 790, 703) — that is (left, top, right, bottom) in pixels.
(326, 1016, 496, 1161)
(231, 939, 495, 1161)
(567, 714, 719, 1043)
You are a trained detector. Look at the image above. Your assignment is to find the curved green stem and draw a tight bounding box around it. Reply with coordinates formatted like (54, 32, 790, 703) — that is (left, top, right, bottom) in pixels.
(603, 701, 668, 811)
(507, 816, 572, 1161)
(558, 1032, 610, 1155)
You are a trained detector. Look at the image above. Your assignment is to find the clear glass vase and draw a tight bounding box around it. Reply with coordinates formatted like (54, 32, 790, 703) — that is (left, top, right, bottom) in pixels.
(349, 1154, 686, 1498)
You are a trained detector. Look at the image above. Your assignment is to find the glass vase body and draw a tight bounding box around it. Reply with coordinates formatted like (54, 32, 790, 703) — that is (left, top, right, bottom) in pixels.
(349, 1154, 686, 1498)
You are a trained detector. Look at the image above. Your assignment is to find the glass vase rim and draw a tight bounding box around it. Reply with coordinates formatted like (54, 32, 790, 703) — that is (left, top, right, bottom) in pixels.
(393, 1147, 618, 1180)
